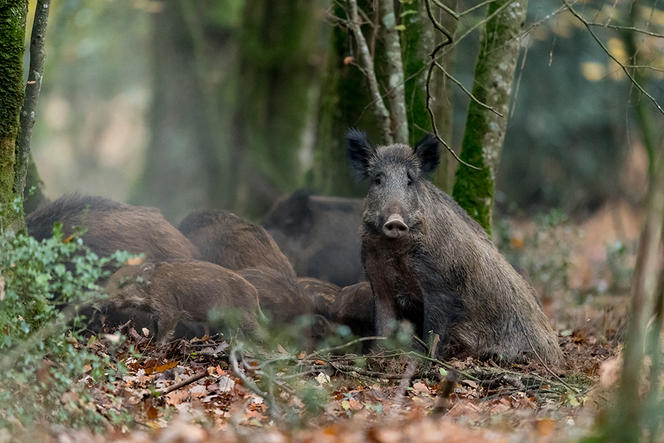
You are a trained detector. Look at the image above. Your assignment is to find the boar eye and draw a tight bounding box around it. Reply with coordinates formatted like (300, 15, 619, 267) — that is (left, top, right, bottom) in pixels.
(373, 174, 383, 186)
(407, 172, 413, 186)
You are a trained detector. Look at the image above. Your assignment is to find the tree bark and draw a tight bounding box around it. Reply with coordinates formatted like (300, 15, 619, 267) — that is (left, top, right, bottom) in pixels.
(378, 0, 407, 144)
(312, 0, 378, 196)
(451, 0, 527, 236)
(230, 0, 319, 218)
(0, 0, 28, 231)
(14, 0, 50, 205)
(428, 0, 457, 192)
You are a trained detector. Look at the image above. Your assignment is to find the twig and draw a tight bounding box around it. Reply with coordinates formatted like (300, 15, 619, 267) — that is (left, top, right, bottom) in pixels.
(562, 0, 664, 117)
(424, 0, 480, 170)
(587, 22, 664, 39)
(433, 61, 503, 117)
(230, 347, 282, 418)
(524, 332, 579, 393)
(307, 335, 387, 358)
(157, 370, 208, 397)
(347, 0, 394, 144)
(327, 361, 406, 379)
(14, 0, 51, 198)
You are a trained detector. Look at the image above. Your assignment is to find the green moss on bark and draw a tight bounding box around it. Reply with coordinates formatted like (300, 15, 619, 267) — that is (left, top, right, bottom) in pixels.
(312, 1, 377, 197)
(0, 1, 28, 229)
(452, 0, 527, 236)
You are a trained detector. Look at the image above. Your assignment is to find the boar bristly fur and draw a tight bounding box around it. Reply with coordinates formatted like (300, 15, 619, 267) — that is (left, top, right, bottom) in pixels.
(105, 261, 262, 342)
(347, 130, 562, 365)
(179, 209, 296, 280)
(27, 195, 198, 262)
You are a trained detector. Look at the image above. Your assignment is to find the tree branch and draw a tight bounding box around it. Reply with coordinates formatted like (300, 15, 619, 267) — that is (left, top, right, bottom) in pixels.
(562, 0, 664, 117)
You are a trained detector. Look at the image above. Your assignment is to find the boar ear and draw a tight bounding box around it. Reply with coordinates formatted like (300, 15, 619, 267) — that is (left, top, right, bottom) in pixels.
(414, 133, 440, 175)
(346, 129, 374, 179)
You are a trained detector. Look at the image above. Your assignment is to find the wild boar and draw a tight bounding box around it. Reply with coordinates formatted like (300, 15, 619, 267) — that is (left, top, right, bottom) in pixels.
(27, 195, 198, 261)
(263, 191, 364, 286)
(105, 260, 262, 342)
(178, 209, 296, 280)
(346, 129, 562, 365)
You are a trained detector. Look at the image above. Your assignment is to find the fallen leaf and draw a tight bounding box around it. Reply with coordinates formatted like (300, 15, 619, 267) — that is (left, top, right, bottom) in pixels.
(142, 328, 150, 337)
(127, 256, 145, 266)
(146, 404, 159, 419)
(316, 372, 331, 385)
(412, 382, 430, 395)
(145, 360, 179, 375)
(0, 275, 5, 301)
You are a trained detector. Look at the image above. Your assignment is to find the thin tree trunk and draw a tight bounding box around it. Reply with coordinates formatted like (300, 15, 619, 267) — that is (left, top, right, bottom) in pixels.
(0, 0, 28, 231)
(611, 151, 664, 441)
(451, 0, 527, 235)
(14, 0, 50, 208)
(378, 0, 407, 144)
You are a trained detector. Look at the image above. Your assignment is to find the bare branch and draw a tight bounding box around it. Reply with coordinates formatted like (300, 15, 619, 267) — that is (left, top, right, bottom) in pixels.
(425, 0, 481, 170)
(347, 0, 394, 144)
(433, 61, 503, 117)
(588, 22, 664, 39)
(15, 0, 51, 199)
(562, 0, 664, 117)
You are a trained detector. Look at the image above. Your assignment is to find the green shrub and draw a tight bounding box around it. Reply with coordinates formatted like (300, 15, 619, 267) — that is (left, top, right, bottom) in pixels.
(0, 221, 133, 432)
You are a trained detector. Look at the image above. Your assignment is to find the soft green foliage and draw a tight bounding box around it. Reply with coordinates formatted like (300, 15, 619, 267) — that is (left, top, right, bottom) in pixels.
(0, 218, 133, 431)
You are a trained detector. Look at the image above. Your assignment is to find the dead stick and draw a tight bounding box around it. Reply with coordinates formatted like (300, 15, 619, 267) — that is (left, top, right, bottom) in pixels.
(158, 370, 208, 396)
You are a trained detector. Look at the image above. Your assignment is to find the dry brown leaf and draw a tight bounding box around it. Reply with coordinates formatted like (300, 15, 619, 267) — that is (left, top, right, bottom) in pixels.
(0, 275, 5, 301)
(145, 360, 179, 375)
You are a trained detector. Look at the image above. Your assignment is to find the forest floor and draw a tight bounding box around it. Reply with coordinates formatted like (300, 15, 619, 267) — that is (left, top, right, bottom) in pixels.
(43, 203, 637, 442)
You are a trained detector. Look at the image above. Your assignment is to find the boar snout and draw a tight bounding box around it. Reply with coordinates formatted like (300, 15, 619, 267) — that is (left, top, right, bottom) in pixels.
(382, 214, 409, 239)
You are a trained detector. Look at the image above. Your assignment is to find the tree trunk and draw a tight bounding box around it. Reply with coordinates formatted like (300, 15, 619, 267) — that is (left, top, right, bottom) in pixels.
(230, 0, 319, 218)
(428, 0, 457, 192)
(378, 0, 407, 144)
(134, 0, 232, 221)
(0, 0, 28, 231)
(312, 1, 378, 197)
(611, 150, 664, 441)
(451, 0, 527, 235)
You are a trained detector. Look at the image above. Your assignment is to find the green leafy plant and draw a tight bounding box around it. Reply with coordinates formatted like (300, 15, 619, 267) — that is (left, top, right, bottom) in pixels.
(0, 217, 133, 432)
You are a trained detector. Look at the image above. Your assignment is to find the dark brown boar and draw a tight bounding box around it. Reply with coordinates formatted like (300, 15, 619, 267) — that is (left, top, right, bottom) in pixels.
(105, 260, 262, 342)
(179, 209, 296, 280)
(27, 195, 198, 261)
(346, 130, 562, 365)
(237, 267, 313, 325)
(263, 192, 364, 286)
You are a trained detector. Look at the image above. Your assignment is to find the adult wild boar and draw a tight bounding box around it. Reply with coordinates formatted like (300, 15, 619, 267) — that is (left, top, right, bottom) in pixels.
(27, 195, 198, 261)
(263, 191, 364, 286)
(179, 209, 296, 280)
(105, 261, 262, 342)
(346, 129, 562, 365)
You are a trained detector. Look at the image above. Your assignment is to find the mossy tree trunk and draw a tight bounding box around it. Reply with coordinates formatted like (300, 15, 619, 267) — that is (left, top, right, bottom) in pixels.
(312, 0, 378, 197)
(400, 0, 457, 191)
(0, 0, 28, 231)
(231, 0, 319, 217)
(451, 0, 527, 236)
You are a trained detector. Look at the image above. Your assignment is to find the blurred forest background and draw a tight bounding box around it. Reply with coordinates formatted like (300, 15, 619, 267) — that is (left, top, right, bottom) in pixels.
(30, 0, 660, 222)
